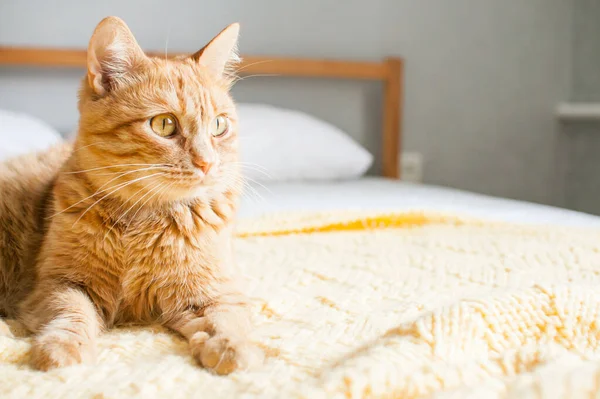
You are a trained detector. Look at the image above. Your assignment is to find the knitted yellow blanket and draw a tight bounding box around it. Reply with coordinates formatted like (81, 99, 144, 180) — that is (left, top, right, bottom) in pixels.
(2, 211, 600, 399)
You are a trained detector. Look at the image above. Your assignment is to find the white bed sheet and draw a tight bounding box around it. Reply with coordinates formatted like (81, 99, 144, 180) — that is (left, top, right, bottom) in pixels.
(239, 177, 600, 227)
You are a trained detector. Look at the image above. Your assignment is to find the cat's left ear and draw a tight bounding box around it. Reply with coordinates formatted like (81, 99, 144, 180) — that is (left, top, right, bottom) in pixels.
(192, 23, 240, 78)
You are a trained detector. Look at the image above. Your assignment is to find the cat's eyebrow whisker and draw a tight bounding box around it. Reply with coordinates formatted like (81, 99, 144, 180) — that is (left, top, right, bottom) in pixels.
(164, 24, 171, 61)
(72, 172, 165, 227)
(232, 73, 280, 85)
(64, 163, 173, 175)
(234, 59, 274, 74)
(161, 21, 177, 102)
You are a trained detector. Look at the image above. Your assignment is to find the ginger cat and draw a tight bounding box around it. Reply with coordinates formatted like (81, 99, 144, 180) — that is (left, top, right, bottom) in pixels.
(0, 16, 263, 375)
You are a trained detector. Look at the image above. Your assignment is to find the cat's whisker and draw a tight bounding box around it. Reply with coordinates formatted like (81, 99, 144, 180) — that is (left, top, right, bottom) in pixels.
(94, 166, 169, 193)
(223, 164, 272, 182)
(93, 166, 192, 177)
(242, 176, 272, 194)
(64, 163, 173, 175)
(125, 181, 175, 234)
(72, 172, 165, 227)
(238, 166, 270, 175)
(223, 174, 265, 204)
(233, 161, 269, 171)
(49, 166, 169, 219)
(104, 178, 165, 240)
(231, 162, 273, 179)
(243, 179, 270, 204)
(231, 180, 259, 203)
(215, 173, 246, 198)
(239, 167, 272, 179)
(241, 187, 264, 204)
(245, 185, 267, 204)
(106, 177, 157, 221)
(225, 172, 255, 187)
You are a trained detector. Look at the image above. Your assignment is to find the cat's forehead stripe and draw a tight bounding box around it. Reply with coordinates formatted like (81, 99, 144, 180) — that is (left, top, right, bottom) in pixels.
(165, 87, 180, 112)
(201, 89, 210, 118)
(175, 65, 205, 115)
(203, 87, 216, 117)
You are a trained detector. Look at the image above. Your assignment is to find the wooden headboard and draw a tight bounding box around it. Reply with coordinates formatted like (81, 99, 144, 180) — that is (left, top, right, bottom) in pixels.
(0, 47, 404, 179)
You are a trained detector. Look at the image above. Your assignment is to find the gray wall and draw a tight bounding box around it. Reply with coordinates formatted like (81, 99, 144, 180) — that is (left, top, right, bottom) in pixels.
(0, 0, 573, 205)
(560, 0, 600, 215)
(572, 0, 600, 103)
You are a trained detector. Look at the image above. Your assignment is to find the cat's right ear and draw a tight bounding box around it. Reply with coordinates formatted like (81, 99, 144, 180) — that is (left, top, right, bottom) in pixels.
(192, 23, 240, 79)
(87, 16, 148, 96)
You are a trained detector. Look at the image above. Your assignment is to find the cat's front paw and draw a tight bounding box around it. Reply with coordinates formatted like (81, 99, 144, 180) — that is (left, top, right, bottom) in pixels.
(189, 332, 263, 375)
(30, 333, 96, 371)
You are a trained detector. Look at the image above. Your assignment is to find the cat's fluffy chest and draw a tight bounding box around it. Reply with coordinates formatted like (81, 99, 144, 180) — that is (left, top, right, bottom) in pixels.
(85, 201, 234, 325)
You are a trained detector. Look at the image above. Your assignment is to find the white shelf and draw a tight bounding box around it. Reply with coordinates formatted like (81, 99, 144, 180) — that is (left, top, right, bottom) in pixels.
(557, 103, 600, 121)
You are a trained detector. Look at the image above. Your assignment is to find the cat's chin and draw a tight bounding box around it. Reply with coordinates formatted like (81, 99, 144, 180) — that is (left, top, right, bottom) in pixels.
(164, 182, 218, 203)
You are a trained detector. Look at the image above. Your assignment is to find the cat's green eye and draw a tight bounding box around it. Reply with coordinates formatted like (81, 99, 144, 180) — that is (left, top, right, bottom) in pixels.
(150, 114, 177, 137)
(210, 115, 229, 137)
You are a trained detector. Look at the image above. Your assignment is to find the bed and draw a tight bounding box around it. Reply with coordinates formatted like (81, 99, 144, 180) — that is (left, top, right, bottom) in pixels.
(2, 46, 600, 399)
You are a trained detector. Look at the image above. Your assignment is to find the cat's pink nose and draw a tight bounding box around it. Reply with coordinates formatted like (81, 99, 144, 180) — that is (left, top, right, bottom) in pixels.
(193, 159, 213, 175)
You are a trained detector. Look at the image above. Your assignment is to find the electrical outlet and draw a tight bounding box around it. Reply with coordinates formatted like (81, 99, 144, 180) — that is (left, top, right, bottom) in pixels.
(401, 152, 423, 183)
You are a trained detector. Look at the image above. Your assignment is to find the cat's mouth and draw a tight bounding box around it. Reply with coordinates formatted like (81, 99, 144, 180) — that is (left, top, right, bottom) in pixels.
(166, 167, 216, 184)
(158, 164, 236, 200)
(191, 169, 217, 184)
(178, 169, 220, 190)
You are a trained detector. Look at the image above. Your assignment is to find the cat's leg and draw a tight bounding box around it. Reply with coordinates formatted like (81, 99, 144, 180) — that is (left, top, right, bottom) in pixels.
(19, 286, 102, 371)
(167, 292, 263, 375)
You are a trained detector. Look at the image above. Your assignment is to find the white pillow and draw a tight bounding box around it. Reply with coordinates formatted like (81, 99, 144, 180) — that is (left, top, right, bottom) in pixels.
(0, 110, 62, 161)
(237, 103, 373, 181)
